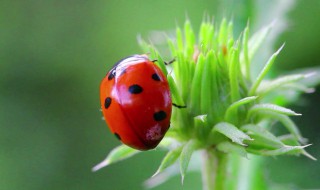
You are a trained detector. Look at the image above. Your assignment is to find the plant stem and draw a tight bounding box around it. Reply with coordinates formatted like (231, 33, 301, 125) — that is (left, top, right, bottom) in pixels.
(202, 149, 229, 190)
(202, 148, 267, 190)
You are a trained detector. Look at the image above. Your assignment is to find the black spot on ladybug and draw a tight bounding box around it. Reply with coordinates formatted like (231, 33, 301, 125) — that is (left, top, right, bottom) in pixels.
(104, 97, 112, 109)
(153, 111, 167, 121)
(114, 133, 121, 140)
(128, 84, 143, 94)
(108, 69, 116, 80)
(152, 73, 161, 81)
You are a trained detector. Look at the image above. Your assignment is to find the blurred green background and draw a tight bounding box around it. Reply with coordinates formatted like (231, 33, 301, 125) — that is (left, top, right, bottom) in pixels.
(1, 0, 319, 189)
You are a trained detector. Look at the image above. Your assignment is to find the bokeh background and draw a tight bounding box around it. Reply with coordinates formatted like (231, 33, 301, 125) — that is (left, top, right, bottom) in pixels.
(1, 0, 319, 189)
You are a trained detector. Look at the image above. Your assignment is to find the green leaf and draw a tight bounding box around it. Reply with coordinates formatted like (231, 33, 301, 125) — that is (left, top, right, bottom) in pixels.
(248, 144, 312, 156)
(217, 141, 247, 158)
(290, 67, 320, 87)
(283, 83, 315, 93)
(241, 124, 284, 149)
(167, 38, 176, 56)
(153, 146, 183, 177)
(167, 75, 185, 108)
(190, 53, 205, 114)
(208, 50, 220, 122)
(301, 150, 317, 161)
(213, 122, 252, 146)
(194, 115, 210, 140)
(257, 74, 308, 95)
(241, 24, 250, 80)
(248, 22, 273, 61)
(267, 113, 305, 143)
(218, 18, 228, 46)
(180, 140, 198, 184)
(157, 137, 179, 148)
(137, 35, 150, 53)
(92, 145, 140, 172)
(225, 96, 258, 122)
(248, 103, 301, 120)
(199, 21, 214, 51)
(176, 27, 183, 52)
(249, 44, 285, 96)
(200, 53, 213, 115)
(229, 47, 241, 103)
(149, 50, 168, 76)
(184, 20, 195, 57)
(278, 135, 316, 160)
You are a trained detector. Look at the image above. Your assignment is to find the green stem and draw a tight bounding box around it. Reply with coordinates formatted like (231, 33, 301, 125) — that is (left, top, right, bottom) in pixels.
(202, 149, 265, 190)
(201, 149, 229, 190)
(236, 155, 267, 190)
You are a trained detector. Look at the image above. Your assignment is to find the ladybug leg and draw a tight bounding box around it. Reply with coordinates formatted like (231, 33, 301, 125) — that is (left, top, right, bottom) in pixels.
(151, 59, 176, 65)
(164, 58, 175, 65)
(172, 103, 187, 108)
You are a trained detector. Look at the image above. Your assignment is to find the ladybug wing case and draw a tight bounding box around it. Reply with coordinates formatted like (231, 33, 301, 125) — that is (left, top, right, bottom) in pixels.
(100, 72, 147, 149)
(100, 58, 172, 150)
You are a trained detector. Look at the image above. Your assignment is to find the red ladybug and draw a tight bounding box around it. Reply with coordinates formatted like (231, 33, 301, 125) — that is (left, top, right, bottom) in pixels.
(100, 54, 172, 150)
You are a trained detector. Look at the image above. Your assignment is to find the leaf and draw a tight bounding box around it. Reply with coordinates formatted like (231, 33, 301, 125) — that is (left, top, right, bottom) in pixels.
(144, 164, 179, 189)
(225, 96, 258, 122)
(283, 83, 315, 93)
(213, 122, 252, 146)
(199, 21, 215, 51)
(194, 115, 210, 140)
(157, 137, 180, 149)
(218, 18, 228, 45)
(176, 27, 184, 52)
(167, 75, 185, 109)
(153, 53, 168, 76)
(278, 135, 316, 160)
(248, 104, 301, 120)
(180, 140, 198, 184)
(249, 44, 285, 96)
(92, 145, 140, 172)
(241, 24, 250, 79)
(216, 142, 247, 158)
(229, 47, 241, 103)
(190, 53, 205, 113)
(200, 53, 213, 115)
(250, 144, 312, 156)
(152, 146, 183, 177)
(301, 150, 317, 161)
(184, 20, 195, 56)
(241, 124, 284, 149)
(137, 35, 150, 53)
(257, 74, 308, 95)
(266, 113, 305, 143)
(289, 67, 320, 87)
(248, 22, 273, 61)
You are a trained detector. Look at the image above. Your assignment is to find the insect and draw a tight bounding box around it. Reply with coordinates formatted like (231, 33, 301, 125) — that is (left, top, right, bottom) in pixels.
(100, 54, 172, 150)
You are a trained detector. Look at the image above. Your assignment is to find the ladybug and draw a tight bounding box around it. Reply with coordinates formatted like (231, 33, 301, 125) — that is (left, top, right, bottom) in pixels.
(100, 54, 172, 150)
